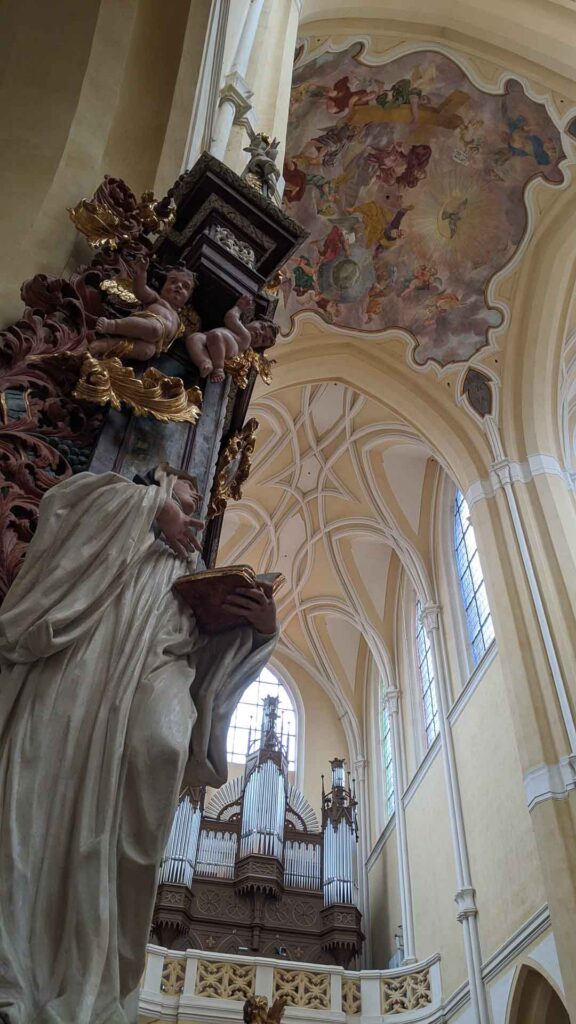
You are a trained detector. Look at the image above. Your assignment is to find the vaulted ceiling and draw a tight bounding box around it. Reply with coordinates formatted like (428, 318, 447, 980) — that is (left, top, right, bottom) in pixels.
(218, 382, 441, 725)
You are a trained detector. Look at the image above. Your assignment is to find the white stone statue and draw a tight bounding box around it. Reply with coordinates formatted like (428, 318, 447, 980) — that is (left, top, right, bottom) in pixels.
(0, 466, 278, 1024)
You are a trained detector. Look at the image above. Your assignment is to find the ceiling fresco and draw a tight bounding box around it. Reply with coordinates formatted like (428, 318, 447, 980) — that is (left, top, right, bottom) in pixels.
(279, 45, 566, 367)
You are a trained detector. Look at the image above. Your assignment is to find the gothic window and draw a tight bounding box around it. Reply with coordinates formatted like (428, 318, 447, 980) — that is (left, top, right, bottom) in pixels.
(415, 603, 440, 747)
(226, 666, 297, 770)
(382, 702, 395, 819)
(453, 489, 495, 664)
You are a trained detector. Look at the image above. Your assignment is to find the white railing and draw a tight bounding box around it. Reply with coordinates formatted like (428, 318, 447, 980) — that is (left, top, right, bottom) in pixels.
(140, 947, 443, 1023)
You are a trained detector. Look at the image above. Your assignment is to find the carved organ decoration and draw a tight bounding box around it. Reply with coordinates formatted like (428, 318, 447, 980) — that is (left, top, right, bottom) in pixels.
(152, 697, 364, 967)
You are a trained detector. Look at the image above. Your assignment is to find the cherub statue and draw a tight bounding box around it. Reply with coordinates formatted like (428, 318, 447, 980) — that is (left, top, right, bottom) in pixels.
(185, 294, 279, 383)
(91, 257, 197, 359)
(243, 995, 287, 1024)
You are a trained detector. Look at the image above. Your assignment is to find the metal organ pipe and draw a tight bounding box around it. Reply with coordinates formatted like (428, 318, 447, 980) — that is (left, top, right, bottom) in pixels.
(195, 828, 237, 879)
(239, 759, 286, 860)
(159, 792, 202, 888)
(322, 818, 357, 906)
(284, 840, 321, 890)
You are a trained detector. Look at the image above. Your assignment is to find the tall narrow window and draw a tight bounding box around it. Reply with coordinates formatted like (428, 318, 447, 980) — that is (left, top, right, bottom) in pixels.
(226, 666, 297, 770)
(415, 603, 440, 747)
(454, 489, 495, 664)
(382, 702, 395, 819)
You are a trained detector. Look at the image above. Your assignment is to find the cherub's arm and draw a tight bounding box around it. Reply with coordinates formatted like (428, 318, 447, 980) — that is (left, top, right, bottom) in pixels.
(130, 257, 159, 305)
(223, 295, 253, 350)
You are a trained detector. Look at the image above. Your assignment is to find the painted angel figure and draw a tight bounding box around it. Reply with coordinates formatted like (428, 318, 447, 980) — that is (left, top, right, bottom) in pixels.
(91, 256, 197, 359)
(0, 464, 279, 1023)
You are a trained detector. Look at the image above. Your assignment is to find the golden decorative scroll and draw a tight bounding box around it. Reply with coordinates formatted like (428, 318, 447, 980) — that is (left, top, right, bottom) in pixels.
(209, 417, 259, 517)
(224, 349, 274, 389)
(73, 353, 202, 424)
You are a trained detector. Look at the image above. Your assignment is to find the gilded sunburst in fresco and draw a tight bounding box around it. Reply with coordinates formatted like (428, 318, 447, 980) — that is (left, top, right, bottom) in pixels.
(279, 45, 565, 366)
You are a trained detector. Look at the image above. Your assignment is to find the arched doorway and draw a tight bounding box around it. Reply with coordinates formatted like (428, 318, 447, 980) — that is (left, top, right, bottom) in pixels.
(508, 965, 569, 1024)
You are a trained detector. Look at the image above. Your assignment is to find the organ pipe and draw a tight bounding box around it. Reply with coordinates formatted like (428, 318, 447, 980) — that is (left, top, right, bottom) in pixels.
(157, 699, 360, 916)
(159, 790, 203, 887)
(321, 758, 359, 907)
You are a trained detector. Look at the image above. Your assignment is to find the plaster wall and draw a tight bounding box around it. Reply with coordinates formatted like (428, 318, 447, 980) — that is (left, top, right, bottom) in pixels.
(367, 829, 402, 968)
(451, 655, 547, 960)
(403, 753, 466, 996)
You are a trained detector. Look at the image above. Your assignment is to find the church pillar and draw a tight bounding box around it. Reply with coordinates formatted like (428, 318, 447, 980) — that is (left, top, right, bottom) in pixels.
(222, 0, 302, 176)
(420, 605, 491, 1024)
(210, 0, 266, 161)
(384, 688, 417, 965)
(467, 466, 576, 1016)
(353, 755, 373, 967)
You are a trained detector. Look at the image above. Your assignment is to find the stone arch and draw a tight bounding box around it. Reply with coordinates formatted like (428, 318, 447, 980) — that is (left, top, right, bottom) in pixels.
(507, 964, 569, 1024)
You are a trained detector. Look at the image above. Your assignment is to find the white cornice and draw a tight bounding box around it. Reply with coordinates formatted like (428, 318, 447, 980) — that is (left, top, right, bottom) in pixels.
(447, 641, 497, 727)
(466, 454, 574, 508)
(402, 735, 441, 809)
(365, 813, 396, 872)
(524, 757, 576, 812)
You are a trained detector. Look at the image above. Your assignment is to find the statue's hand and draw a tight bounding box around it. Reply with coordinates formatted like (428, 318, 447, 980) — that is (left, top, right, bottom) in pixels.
(130, 255, 149, 277)
(156, 497, 204, 559)
(222, 581, 277, 635)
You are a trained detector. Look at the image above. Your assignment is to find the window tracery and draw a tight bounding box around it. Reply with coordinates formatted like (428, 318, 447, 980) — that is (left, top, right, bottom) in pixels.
(381, 703, 395, 819)
(227, 666, 297, 770)
(453, 490, 495, 664)
(415, 603, 440, 747)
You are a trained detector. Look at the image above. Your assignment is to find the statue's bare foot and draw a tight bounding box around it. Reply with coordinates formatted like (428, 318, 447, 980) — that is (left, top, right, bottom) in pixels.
(95, 316, 115, 335)
(210, 368, 226, 384)
(89, 339, 113, 355)
(199, 360, 213, 378)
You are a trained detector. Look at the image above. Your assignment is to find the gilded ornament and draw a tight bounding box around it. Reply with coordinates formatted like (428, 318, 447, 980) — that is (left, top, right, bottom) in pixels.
(261, 270, 284, 299)
(224, 349, 274, 389)
(73, 353, 202, 424)
(68, 200, 126, 250)
(209, 418, 259, 518)
(134, 190, 176, 234)
(99, 278, 139, 305)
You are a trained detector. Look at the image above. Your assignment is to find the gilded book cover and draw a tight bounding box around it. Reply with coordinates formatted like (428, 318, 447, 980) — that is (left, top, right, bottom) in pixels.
(173, 565, 284, 633)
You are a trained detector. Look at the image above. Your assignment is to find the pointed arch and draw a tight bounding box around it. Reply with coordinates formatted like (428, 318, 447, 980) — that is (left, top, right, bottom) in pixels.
(507, 964, 569, 1024)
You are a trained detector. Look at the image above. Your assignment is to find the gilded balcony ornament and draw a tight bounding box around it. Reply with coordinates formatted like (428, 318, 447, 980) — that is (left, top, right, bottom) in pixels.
(224, 349, 274, 389)
(73, 353, 202, 424)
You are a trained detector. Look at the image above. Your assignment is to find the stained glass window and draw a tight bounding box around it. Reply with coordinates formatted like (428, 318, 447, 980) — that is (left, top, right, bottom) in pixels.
(415, 602, 440, 747)
(226, 666, 297, 770)
(454, 490, 495, 664)
(382, 702, 395, 819)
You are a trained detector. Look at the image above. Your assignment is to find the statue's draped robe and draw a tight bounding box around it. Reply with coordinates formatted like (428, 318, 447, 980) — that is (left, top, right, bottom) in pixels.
(0, 473, 276, 1024)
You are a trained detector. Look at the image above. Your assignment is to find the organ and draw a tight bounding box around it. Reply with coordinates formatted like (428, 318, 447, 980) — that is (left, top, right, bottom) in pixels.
(152, 696, 364, 967)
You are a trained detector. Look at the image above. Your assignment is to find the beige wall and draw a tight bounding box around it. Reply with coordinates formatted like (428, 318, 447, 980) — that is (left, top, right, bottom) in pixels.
(368, 830, 402, 968)
(452, 656, 547, 958)
(0, 0, 211, 322)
